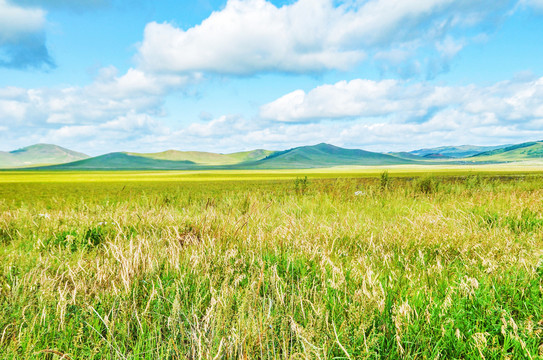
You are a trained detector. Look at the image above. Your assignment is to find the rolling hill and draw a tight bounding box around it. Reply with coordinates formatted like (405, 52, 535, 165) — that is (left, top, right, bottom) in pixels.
(0, 144, 89, 168)
(466, 141, 543, 162)
(8, 140, 543, 170)
(40, 152, 201, 170)
(31, 143, 418, 170)
(409, 144, 508, 158)
(128, 149, 273, 165)
(245, 143, 416, 169)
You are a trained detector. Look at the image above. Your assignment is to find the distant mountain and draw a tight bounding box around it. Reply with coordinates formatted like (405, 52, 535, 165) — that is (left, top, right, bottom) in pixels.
(467, 141, 543, 162)
(40, 152, 201, 170)
(388, 152, 428, 161)
(10, 140, 543, 171)
(0, 144, 89, 168)
(245, 143, 416, 169)
(31, 143, 417, 170)
(128, 149, 274, 165)
(410, 144, 508, 158)
(422, 153, 452, 159)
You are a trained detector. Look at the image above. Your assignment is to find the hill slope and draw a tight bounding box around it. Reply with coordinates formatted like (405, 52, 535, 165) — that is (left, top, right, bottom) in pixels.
(40, 153, 200, 170)
(467, 141, 543, 162)
(22, 140, 543, 170)
(32, 144, 416, 170)
(0, 144, 89, 168)
(246, 143, 415, 169)
(129, 149, 274, 165)
(410, 144, 508, 158)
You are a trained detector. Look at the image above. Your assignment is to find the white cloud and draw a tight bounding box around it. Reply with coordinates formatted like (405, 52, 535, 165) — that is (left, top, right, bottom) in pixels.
(38, 112, 166, 154)
(0, 67, 190, 127)
(260, 79, 452, 122)
(137, 0, 364, 75)
(0, 0, 45, 42)
(0, 64, 192, 154)
(148, 109, 543, 154)
(0, 0, 53, 69)
(137, 0, 507, 76)
(260, 77, 543, 124)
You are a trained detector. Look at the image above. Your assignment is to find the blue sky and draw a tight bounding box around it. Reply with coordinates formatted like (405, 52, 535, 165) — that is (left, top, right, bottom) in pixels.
(1, 0, 543, 155)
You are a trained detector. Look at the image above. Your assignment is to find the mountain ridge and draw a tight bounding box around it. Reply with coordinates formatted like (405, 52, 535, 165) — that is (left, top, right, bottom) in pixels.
(3, 140, 543, 170)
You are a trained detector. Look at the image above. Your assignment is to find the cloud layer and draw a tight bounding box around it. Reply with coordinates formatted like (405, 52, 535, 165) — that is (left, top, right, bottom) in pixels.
(2, 0, 543, 154)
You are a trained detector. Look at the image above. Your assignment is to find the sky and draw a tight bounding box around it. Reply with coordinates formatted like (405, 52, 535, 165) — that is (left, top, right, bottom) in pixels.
(1, 0, 543, 155)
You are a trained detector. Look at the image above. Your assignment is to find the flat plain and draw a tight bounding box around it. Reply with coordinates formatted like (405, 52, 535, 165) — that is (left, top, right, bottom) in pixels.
(1, 169, 542, 359)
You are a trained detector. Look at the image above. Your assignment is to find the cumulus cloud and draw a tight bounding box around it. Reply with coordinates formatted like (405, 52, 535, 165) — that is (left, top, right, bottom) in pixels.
(45, 112, 161, 144)
(260, 77, 543, 124)
(0, 0, 54, 69)
(146, 107, 543, 154)
(0, 67, 191, 128)
(137, 0, 364, 74)
(136, 0, 510, 76)
(3, 72, 543, 154)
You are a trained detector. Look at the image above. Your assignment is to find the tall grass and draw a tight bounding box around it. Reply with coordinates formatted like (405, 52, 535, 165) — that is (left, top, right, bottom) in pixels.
(0, 174, 542, 359)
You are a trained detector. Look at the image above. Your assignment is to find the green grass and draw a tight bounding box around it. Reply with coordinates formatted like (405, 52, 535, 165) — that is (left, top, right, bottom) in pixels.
(0, 170, 542, 359)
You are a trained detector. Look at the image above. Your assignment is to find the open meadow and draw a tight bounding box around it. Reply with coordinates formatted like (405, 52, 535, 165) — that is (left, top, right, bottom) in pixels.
(0, 169, 542, 359)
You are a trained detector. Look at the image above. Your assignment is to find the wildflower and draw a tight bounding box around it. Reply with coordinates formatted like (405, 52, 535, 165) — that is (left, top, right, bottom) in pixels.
(38, 213, 50, 219)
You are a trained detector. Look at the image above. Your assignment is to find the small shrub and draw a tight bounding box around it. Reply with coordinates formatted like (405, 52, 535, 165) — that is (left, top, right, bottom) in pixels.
(84, 226, 106, 248)
(240, 195, 251, 215)
(0, 225, 16, 245)
(472, 208, 500, 229)
(465, 174, 483, 189)
(294, 176, 309, 195)
(45, 226, 107, 252)
(414, 176, 439, 194)
(380, 171, 390, 191)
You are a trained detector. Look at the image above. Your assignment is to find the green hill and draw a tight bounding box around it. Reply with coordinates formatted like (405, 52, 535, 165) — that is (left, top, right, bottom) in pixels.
(0, 144, 89, 168)
(40, 152, 200, 170)
(245, 143, 415, 169)
(466, 141, 543, 162)
(31, 144, 416, 170)
(21, 140, 543, 170)
(410, 144, 508, 158)
(129, 149, 274, 165)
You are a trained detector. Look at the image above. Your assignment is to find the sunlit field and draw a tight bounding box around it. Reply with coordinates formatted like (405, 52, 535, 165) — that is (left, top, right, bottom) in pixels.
(1, 169, 542, 359)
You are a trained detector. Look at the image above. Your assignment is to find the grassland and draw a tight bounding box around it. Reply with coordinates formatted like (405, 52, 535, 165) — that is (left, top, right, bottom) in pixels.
(0, 169, 542, 359)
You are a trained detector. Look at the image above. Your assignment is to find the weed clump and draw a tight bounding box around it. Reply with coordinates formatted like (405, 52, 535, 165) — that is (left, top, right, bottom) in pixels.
(465, 174, 483, 189)
(380, 170, 390, 191)
(0, 225, 16, 245)
(294, 176, 309, 194)
(43, 225, 108, 252)
(414, 176, 439, 194)
(505, 208, 543, 234)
